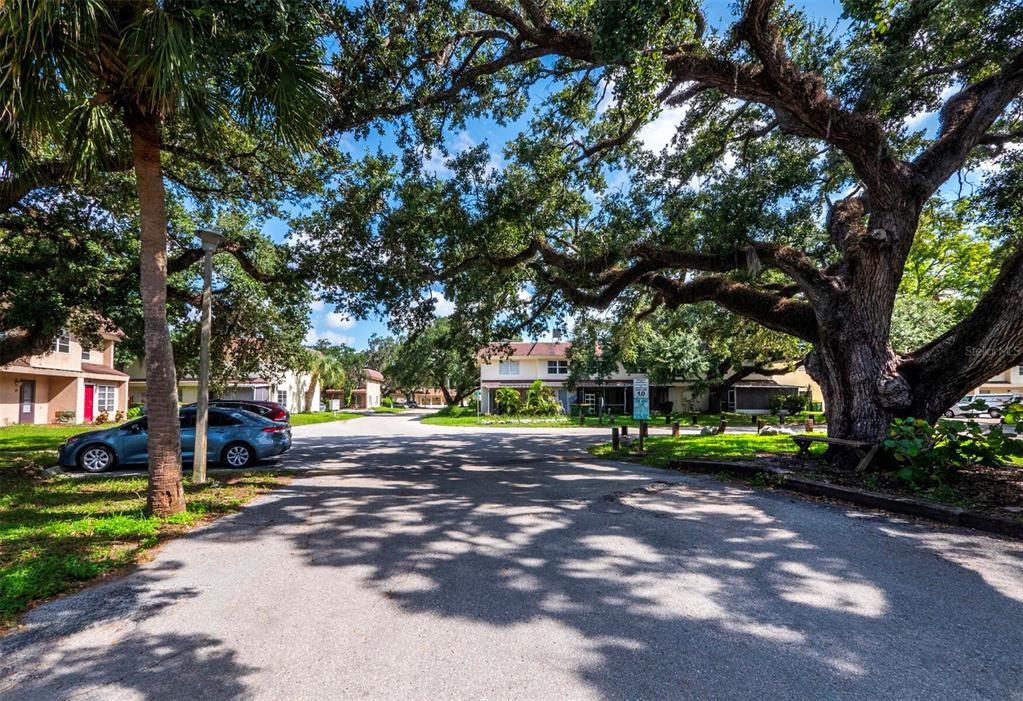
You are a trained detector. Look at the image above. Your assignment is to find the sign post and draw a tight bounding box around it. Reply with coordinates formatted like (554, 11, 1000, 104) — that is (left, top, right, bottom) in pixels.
(633, 376, 650, 421)
(474, 388, 482, 423)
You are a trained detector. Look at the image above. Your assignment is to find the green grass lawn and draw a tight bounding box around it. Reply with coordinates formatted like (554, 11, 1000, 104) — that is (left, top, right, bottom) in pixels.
(421, 407, 826, 429)
(371, 405, 405, 414)
(588, 433, 827, 467)
(0, 423, 285, 629)
(289, 411, 363, 426)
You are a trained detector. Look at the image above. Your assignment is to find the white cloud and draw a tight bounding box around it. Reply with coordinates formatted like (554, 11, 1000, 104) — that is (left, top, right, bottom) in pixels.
(422, 131, 504, 177)
(310, 299, 326, 312)
(637, 104, 690, 153)
(429, 291, 455, 317)
(305, 327, 356, 347)
(325, 310, 355, 329)
(904, 84, 960, 132)
(516, 286, 533, 302)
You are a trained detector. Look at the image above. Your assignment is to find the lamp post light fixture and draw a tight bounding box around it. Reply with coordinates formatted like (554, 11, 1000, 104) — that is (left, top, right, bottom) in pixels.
(193, 227, 223, 484)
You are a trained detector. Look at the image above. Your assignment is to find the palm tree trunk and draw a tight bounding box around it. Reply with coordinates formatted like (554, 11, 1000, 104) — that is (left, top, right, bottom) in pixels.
(304, 370, 320, 412)
(129, 114, 184, 517)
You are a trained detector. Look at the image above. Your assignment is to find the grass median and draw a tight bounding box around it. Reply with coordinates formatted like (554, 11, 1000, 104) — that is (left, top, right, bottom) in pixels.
(289, 411, 363, 426)
(588, 432, 827, 467)
(0, 423, 286, 630)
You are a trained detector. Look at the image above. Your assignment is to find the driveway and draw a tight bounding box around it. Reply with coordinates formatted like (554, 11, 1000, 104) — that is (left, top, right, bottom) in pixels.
(2, 413, 1022, 699)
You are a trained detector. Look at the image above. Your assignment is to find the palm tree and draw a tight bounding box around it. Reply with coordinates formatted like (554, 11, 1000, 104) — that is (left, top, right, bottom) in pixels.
(303, 348, 347, 412)
(1, 2, 327, 515)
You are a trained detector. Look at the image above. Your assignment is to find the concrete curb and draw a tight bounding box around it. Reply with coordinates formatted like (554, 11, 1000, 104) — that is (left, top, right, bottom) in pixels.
(666, 458, 1023, 540)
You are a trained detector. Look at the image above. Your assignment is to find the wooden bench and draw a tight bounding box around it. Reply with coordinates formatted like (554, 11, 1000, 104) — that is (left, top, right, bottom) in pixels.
(791, 435, 880, 472)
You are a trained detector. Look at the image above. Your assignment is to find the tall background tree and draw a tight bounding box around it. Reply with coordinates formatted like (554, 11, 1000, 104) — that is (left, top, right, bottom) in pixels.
(2, 1, 329, 514)
(385, 319, 480, 405)
(310, 0, 1023, 446)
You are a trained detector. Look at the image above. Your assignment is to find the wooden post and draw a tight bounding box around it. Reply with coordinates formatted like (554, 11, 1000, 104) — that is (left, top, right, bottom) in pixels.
(621, 424, 629, 436)
(612, 426, 620, 451)
(664, 413, 671, 425)
(637, 427, 645, 453)
(579, 409, 585, 425)
(691, 413, 698, 425)
(640, 421, 648, 439)
(717, 418, 727, 435)
(805, 416, 814, 433)
(757, 418, 765, 434)
(671, 422, 680, 438)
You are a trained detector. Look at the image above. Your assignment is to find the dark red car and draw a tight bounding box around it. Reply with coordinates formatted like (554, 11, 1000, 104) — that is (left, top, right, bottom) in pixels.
(185, 400, 290, 424)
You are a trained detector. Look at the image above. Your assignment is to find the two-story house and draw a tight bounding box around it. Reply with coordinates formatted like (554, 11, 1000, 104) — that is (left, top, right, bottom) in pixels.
(479, 342, 707, 415)
(126, 362, 319, 415)
(322, 368, 384, 409)
(0, 329, 130, 425)
(973, 367, 1023, 398)
(479, 341, 822, 416)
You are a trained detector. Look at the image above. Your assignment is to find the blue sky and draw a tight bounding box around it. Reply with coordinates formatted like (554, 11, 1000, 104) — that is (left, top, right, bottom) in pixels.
(269, 0, 996, 350)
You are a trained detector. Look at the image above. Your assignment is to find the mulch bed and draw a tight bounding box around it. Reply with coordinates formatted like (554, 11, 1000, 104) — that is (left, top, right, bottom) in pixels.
(745, 452, 1023, 522)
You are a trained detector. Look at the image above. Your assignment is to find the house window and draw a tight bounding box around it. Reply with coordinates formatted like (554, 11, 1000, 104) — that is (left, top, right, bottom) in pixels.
(51, 333, 70, 354)
(276, 390, 288, 406)
(96, 385, 116, 413)
(81, 346, 92, 361)
(547, 360, 569, 375)
(498, 361, 519, 375)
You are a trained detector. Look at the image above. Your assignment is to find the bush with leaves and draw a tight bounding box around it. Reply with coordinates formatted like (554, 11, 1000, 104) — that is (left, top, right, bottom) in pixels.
(494, 387, 521, 415)
(523, 380, 561, 416)
(883, 413, 1023, 488)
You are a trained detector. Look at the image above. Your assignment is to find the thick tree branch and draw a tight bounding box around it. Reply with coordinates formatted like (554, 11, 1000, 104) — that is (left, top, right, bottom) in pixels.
(902, 245, 1023, 415)
(912, 48, 1023, 191)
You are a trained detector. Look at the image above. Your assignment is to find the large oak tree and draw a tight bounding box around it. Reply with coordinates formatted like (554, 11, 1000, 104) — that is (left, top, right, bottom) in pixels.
(316, 0, 1023, 443)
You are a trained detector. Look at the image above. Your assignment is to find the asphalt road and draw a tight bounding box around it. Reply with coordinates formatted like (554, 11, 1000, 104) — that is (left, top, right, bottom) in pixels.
(2, 413, 1022, 700)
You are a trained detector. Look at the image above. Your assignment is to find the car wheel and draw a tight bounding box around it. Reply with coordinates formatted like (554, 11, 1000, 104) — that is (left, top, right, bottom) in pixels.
(944, 410, 954, 418)
(989, 408, 1002, 419)
(222, 442, 254, 468)
(78, 444, 115, 473)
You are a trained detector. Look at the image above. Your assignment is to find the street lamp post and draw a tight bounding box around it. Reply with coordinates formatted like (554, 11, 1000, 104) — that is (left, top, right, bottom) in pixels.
(193, 228, 223, 484)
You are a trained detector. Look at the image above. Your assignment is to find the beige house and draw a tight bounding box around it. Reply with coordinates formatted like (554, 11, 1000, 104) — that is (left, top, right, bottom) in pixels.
(323, 368, 384, 409)
(479, 342, 821, 416)
(971, 366, 1023, 397)
(0, 330, 130, 425)
(479, 342, 703, 415)
(127, 363, 319, 414)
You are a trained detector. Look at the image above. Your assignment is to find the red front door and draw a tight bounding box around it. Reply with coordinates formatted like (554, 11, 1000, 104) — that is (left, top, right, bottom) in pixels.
(84, 384, 95, 422)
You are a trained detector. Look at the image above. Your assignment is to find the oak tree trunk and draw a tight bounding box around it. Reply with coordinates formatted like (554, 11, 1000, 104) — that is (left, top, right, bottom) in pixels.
(129, 115, 185, 517)
(805, 207, 919, 453)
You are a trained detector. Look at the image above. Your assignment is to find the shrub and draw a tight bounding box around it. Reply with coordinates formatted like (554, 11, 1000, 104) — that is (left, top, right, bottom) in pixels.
(54, 411, 76, 424)
(437, 405, 475, 418)
(93, 411, 109, 425)
(883, 416, 1023, 488)
(523, 380, 560, 416)
(494, 387, 521, 415)
(381, 396, 393, 408)
(126, 405, 143, 419)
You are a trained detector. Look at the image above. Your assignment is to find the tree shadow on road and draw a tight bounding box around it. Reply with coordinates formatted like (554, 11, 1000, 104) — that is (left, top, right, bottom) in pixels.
(0, 559, 258, 700)
(208, 431, 1023, 698)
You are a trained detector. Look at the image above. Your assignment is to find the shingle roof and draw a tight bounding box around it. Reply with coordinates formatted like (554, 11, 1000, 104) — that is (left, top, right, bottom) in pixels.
(81, 362, 129, 378)
(364, 368, 385, 382)
(484, 342, 571, 358)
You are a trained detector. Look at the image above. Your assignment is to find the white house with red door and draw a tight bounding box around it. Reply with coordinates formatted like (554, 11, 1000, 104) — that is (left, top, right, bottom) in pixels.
(0, 329, 130, 425)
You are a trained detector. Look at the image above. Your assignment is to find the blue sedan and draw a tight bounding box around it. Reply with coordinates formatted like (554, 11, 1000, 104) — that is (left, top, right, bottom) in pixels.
(59, 407, 292, 473)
